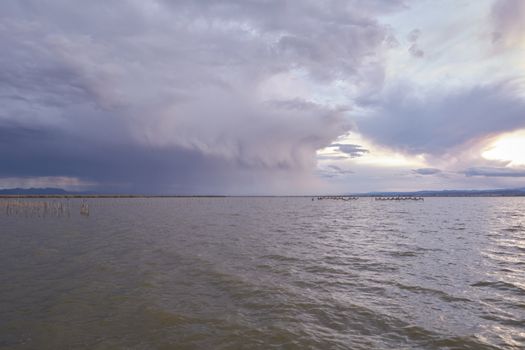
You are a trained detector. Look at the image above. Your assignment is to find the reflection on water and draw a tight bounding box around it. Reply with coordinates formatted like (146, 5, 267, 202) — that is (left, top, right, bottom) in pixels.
(0, 197, 524, 349)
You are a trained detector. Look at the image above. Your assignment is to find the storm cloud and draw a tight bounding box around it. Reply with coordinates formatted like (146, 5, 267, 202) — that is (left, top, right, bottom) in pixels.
(2, 0, 524, 194)
(0, 0, 408, 193)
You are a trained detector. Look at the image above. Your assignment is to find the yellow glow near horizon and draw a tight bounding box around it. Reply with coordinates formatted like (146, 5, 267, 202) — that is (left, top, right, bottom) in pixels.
(354, 152, 425, 168)
(317, 133, 426, 168)
(482, 130, 525, 166)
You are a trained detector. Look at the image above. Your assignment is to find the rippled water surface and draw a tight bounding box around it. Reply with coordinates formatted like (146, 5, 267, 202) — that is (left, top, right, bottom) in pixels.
(1, 197, 524, 349)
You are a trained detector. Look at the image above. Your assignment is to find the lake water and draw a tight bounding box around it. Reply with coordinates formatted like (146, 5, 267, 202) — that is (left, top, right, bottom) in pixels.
(1, 197, 524, 349)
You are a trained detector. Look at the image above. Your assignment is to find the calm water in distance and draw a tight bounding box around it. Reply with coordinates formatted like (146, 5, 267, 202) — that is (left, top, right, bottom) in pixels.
(1, 197, 524, 349)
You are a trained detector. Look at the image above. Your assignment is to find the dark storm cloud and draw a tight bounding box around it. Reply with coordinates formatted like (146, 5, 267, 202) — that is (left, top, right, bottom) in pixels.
(465, 167, 525, 177)
(0, 122, 269, 194)
(358, 80, 525, 155)
(413, 168, 441, 175)
(0, 0, 408, 193)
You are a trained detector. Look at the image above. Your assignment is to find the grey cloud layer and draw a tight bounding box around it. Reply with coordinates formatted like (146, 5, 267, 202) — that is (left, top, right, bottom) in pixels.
(0, 0, 407, 193)
(465, 167, 525, 177)
(491, 0, 525, 47)
(358, 81, 525, 155)
(330, 143, 370, 158)
(406, 29, 424, 58)
(413, 168, 441, 175)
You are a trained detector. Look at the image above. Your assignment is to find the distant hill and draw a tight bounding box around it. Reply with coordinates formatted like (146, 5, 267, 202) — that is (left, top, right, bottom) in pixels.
(0, 188, 75, 195)
(356, 188, 525, 197)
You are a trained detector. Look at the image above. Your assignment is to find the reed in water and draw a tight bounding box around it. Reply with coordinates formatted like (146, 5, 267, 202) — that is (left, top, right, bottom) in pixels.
(80, 201, 90, 216)
(0, 200, 72, 217)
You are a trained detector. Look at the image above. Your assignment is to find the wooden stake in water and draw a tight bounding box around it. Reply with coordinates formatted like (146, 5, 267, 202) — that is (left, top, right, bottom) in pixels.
(80, 201, 90, 216)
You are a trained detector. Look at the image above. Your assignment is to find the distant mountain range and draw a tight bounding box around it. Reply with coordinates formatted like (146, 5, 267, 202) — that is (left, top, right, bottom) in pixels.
(1, 187, 525, 197)
(355, 188, 525, 197)
(0, 188, 83, 195)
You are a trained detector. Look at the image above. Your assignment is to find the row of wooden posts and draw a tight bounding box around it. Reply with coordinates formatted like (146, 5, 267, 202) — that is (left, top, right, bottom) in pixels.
(0, 200, 90, 217)
(374, 197, 424, 201)
(314, 196, 359, 201)
(313, 196, 425, 201)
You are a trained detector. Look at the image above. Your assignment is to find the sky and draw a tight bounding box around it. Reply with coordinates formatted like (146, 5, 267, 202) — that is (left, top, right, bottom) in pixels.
(0, 0, 524, 194)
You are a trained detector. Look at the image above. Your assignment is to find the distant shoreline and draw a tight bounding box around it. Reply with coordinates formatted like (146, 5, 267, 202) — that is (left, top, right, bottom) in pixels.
(1, 194, 524, 199)
(2, 187, 524, 198)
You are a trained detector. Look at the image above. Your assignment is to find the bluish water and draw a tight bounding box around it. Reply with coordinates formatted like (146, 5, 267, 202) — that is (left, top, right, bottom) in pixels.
(1, 197, 524, 349)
